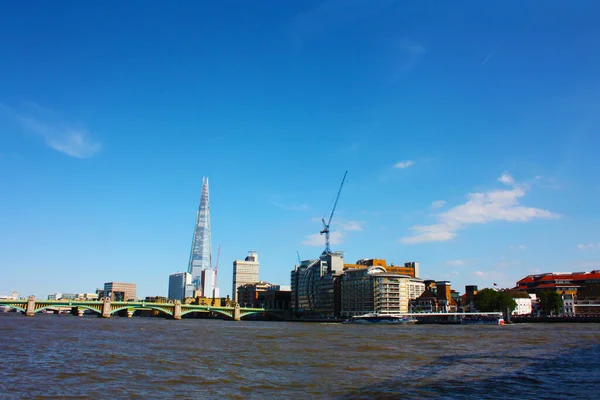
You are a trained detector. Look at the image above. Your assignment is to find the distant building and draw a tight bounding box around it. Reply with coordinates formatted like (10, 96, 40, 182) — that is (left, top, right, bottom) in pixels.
(232, 251, 259, 303)
(513, 271, 600, 295)
(503, 290, 533, 315)
(237, 281, 291, 310)
(340, 266, 425, 317)
(169, 272, 192, 300)
(410, 281, 458, 313)
(103, 282, 136, 301)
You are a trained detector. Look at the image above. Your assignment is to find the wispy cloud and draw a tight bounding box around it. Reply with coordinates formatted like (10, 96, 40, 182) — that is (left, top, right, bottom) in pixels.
(446, 259, 468, 267)
(302, 231, 343, 247)
(577, 242, 599, 250)
(481, 52, 494, 66)
(394, 160, 414, 169)
(2, 103, 101, 158)
(509, 244, 526, 250)
(400, 173, 559, 244)
(431, 200, 446, 209)
(301, 218, 363, 247)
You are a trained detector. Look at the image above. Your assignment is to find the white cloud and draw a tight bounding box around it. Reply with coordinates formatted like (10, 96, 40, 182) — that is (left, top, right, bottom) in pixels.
(302, 231, 343, 247)
(473, 271, 486, 277)
(446, 259, 468, 267)
(400, 173, 559, 244)
(338, 220, 363, 231)
(498, 172, 515, 185)
(577, 243, 599, 250)
(431, 200, 446, 209)
(4, 103, 101, 158)
(509, 244, 526, 250)
(394, 160, 414, 169)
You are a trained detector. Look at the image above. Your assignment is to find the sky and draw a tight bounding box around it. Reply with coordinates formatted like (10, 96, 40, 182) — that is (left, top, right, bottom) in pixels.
(1, 1, 600, 299)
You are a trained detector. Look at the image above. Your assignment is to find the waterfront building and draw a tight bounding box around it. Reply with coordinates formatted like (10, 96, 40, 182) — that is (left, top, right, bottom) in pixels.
(168, 272, 193, 300)
(232, 251, 259, 303)
(291, 252, 345, 318)
(514, 271, 600, 295)
(503, 290, 533, 315)
(237, 281, 291, 310)
(410, 281, 458, 313)
(340, 266, 425, 317)
(103, 282, 136, 301)
(47, 293, 62, 300)
(188, 177, 219, 298)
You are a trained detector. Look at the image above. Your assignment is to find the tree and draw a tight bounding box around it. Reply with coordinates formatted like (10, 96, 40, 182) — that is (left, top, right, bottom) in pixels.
(474, 288, 498, 312)
(494, 291, 517, 314)
(473, 288, 517, 313)
(539, 291, 562, 316)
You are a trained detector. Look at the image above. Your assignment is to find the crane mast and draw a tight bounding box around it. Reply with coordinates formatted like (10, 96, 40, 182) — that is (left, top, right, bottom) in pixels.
(320, 171, 348, 255)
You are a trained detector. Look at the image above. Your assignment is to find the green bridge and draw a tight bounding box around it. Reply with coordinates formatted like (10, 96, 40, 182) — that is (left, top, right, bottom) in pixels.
(0, 296, 284, 321)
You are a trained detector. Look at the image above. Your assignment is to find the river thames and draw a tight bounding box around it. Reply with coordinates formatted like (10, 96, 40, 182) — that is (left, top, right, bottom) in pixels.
(1, 314, 599, 399)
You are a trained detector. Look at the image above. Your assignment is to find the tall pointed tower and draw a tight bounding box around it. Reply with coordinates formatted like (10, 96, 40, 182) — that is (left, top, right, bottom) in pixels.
(188, 177, 216, 297)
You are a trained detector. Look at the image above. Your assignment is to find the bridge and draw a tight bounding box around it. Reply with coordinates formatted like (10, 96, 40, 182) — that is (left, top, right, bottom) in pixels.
(0, 296, 284, 321)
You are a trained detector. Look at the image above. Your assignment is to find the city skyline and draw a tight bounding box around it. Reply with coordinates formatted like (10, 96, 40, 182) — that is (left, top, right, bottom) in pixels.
(1, 2, 600, 298)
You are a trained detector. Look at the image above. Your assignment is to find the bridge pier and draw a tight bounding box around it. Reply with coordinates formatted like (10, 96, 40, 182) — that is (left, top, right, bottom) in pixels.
(233, 304, 240, 321)
(173, 301, 182, 320)
(127, 309, 134, 318)
(25, 296, 36, 317)
(102, 298, 111, 318)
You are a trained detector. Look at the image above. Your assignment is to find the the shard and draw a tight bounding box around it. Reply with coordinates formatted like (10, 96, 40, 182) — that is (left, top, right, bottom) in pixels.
(188, 177, 218, 298)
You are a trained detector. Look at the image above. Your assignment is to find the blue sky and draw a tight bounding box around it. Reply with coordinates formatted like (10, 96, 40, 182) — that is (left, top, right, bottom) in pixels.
(1, 1, 600, 298)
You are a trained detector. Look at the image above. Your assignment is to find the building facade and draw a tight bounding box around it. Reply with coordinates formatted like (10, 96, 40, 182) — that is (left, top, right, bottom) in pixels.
(103, 282, 136, 301)
(232, 251, 259, 303)
(168, 272, 193, 300)
(340, 266, 425, 317)
(291, 252, 345, 318)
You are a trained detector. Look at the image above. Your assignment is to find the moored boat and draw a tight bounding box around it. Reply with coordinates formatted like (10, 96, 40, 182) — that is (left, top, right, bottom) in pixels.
(460, 315, 504, 325)
(344, 313, 417, 324)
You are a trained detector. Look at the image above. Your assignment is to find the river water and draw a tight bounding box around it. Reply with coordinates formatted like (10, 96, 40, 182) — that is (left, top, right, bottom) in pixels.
(1, 314, 599, 399)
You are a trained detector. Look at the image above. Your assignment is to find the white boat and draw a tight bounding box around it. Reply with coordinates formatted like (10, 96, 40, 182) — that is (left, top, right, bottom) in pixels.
(344, 313, 417, 324)
(460, 315, 504, 325)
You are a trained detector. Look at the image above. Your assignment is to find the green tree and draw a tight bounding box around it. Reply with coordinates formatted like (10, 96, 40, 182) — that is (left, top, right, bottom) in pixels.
(493, 291, 517, 314)
(473, 288, 498, 312)
(539, 291, 562, 315)
(473, 289, 517, 313)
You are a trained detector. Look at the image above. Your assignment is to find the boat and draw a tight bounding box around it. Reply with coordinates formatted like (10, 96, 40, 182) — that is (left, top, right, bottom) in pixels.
(460, 315, 504, 325)
(343, 313, 417, 324)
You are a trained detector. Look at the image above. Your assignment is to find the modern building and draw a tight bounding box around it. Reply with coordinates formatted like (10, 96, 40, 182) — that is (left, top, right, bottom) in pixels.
(343, 259, 420, 278)
(168, 272, 194, 300)
(291, 252, 345, 318)
(232, 251, 259, 303)
(340, 266, 425, 317)
(103, 282, 136, 301)
(188, 177, 219, 298)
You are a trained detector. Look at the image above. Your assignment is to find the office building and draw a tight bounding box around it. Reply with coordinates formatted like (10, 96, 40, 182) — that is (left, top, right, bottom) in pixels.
(232, 251, 259, 302)
(168, 272, 193, 300)
(103, 282, 136, 301)
(188, 177, 219, 297)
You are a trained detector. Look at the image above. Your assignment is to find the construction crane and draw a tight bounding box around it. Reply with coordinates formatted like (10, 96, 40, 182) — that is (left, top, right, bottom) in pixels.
(213, 245, 220, 299)
(296, 251, 302, 266)
(320, 171, 348, 255)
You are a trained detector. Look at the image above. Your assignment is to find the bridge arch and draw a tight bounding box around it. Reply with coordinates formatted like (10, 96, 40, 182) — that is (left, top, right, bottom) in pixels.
(127, 305, 173, 317)
(33, 304, 102, 315)
(2, 304, 26, 313)
(239, 310, 285, 320)
(180, 308, 233, 318)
